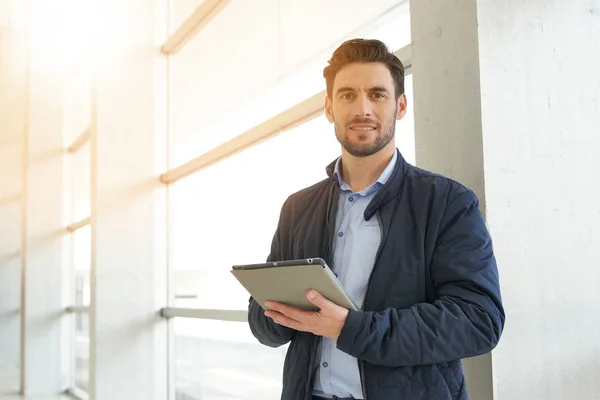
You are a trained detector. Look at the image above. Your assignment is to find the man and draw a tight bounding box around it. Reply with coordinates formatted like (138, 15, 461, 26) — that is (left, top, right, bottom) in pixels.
(248, 38, 505, 400)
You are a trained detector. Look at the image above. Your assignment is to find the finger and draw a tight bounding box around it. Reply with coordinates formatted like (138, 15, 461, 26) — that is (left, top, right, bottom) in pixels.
(266, 301, 311, 323)
(264, 310, 283, 320)
(265, 311, 306, 331)
(306, 290, 339, 313)
(306, 290, 349, 319)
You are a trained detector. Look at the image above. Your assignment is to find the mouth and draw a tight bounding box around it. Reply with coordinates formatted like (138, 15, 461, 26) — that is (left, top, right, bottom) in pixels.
(348, 125, 378, 132)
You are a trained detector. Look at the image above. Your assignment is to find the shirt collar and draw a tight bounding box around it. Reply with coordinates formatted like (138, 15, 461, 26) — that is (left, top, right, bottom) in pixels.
(333, 149, 398, 195)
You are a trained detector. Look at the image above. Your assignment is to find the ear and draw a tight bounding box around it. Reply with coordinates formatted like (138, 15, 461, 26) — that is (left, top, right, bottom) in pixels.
(324, 96, 334, 123)
(396, 93, 407, 120)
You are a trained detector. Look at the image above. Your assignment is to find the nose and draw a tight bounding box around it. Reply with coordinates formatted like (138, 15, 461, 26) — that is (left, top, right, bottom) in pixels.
(352, 93, 372, 118)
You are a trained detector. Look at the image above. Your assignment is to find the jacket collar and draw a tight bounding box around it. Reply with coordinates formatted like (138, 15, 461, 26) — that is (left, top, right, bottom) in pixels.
(325, 148, 409, 220)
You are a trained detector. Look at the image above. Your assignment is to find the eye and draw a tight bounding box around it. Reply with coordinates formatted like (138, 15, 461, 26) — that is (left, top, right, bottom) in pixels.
(371, 92, 385, 99)
(340, 93, 354, 100)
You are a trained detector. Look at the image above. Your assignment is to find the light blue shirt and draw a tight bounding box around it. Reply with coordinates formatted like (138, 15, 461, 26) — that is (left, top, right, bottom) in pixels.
(313, 150, 398, 399)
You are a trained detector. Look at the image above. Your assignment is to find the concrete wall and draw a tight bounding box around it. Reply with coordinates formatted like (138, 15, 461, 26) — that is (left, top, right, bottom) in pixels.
(409, 1, 493, 398)
(477, 1, 600, 399)
(412, 0, 600, 399)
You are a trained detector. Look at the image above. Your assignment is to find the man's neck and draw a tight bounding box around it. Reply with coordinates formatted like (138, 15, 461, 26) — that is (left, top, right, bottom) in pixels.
(340, 143, 396, 193)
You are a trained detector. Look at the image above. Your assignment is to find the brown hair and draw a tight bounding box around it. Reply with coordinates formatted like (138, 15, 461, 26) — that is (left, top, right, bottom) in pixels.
(323, 38, 405, 100)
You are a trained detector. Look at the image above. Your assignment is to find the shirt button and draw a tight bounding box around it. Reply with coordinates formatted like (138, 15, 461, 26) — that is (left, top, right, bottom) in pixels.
(323, 362, 328, 368)
(338, 232, 343, 237)
(349, 197, 354, 202)
(333, 396, 339, 400)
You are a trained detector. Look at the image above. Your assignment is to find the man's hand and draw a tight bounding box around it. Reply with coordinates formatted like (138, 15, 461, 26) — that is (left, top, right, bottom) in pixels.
(264, 290, 349, 340)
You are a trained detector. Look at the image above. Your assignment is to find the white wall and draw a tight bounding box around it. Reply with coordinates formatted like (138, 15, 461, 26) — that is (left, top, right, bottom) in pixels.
(0, 25, 25, 394)
(477, 1, 600, 399)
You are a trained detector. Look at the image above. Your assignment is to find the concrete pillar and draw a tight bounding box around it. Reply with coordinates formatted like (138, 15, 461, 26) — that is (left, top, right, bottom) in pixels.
(89, 0, 168, 398)
(0, 25, 26, 394)
(411, 1, 600, 399)
(409, 1, 492, 399)
(476, 1, 600, 400)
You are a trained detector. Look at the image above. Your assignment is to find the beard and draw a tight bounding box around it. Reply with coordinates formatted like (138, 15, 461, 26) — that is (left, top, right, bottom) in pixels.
(334, 112, 396, 158)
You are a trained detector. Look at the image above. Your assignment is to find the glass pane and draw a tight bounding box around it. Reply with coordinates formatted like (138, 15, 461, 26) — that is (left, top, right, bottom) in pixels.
(72, 225, 91, 306)
(72, 226, 90, 392)
(278, 0, 410, 73)
(74, 313, 89, 392)
(169, 0, 411, 167)
(63, 65, 91, 145)
(169, 0, 279, 166)
(171, 115, 340, 309)
(171, 0, 208, 33)
(175, 318, 286, 399)
(71, 142, 91, 223)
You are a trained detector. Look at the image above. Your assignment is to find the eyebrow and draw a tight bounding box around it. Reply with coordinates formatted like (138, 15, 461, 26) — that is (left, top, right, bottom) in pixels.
(335, 86, 391, 95)
(369, 86, 390, 93)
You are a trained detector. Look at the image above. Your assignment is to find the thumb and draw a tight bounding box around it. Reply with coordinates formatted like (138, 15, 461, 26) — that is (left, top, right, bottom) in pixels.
(306, 290, 336, 313)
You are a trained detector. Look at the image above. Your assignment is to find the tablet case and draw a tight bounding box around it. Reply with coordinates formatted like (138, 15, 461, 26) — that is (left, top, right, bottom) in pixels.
(231, 258, 358, 312)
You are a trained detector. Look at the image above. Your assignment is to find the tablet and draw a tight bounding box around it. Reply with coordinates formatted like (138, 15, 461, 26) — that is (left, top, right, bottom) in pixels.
(231, 258, 358, 312)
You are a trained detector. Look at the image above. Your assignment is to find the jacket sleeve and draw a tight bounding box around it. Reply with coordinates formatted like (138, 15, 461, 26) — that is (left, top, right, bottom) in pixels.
(247, 199, 295, 348)
(336, 190, 505, 366)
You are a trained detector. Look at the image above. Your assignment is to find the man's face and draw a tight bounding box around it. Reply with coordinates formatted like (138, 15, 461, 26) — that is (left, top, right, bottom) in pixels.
(325, 62, 407, 157)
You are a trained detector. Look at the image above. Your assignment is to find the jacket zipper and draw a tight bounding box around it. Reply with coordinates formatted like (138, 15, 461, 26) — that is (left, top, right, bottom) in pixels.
(307, 183, 339, 400)
(359, 360, 367, 400)
(358, 211, 385, 400)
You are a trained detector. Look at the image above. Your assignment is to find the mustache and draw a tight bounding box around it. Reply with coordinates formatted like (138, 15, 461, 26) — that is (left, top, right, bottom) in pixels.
(346, 118, 380, 128)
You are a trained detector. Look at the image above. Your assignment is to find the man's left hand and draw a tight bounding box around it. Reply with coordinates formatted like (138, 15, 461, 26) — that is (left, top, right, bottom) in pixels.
(264, 290, 349, 340)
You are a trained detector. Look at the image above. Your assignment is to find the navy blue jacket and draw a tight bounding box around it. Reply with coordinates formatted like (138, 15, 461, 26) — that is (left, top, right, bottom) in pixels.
(248, 150, 505, 399)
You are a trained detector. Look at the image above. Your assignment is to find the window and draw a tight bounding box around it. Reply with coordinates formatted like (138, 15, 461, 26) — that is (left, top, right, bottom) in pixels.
(169, 0, 411, 166)
(167, 2, 413, 398)
(170, 115, 340, 309)
(71, 142, 91, 222)
(63, 62, 92, 395)
(69, 196, 91, 394)
(171, 0, 209, 34)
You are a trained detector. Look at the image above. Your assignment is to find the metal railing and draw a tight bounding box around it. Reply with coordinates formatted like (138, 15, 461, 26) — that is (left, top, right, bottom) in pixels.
(161, 0, 231, 55)
(160, 307, 247, 322)
(66, 306, 90, 314)
(66, 217, 91, 233)
(67, 127, 91, 153)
